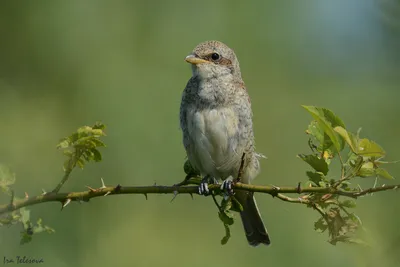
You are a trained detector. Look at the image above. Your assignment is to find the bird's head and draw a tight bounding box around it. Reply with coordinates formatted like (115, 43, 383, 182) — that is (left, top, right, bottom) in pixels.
(185, 40, 242, 80)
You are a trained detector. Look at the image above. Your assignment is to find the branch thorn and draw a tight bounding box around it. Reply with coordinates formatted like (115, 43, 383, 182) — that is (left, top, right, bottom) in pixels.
(61, 198, 71, 210)
(100, 178, 106, 189)
(297, 182, 302, 193)
(170, 190, 179, 202)
(86, 186, 97, 192)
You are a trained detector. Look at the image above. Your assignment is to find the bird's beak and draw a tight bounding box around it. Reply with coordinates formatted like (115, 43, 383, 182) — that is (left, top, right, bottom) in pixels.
(185, 54, 208, 65)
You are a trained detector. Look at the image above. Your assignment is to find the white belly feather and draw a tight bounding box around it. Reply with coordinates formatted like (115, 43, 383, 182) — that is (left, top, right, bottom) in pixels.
(186, 108, 240, 178)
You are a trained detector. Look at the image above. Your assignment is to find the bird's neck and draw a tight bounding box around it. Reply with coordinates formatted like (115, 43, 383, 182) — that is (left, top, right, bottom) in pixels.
(195, 75, 236, 106)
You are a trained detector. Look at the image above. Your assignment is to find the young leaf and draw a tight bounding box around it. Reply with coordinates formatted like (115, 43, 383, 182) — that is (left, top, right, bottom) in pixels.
(334, 126, 358, 153)
(298, 154, 329, 175)
(218, 211, 234, 226)
(20, 231, 33, 245)
(306, 171, 325, 184)
(91, 148, 102, 162)
(220, 197, 232, 212)
(314, 217, 328, 233)
(76, 158, 85, 169)
(93, 122, 106, 130)
(303, 106, 345, 152)
(230, 196, 244, 212)
(357, 162, 376, 178)
(307, 120, 324, 144)
(358, 139, 385, 157)
(91, 139, 106, 147)
(376, 168, 394, 180)
(19, 208, 31, 229)
(221, 224, 231, 245)
(0, 164, 16, 193)
(183, 160, 200, 176)
(341, 200, 357, 208)
(56, 138, 70, 149)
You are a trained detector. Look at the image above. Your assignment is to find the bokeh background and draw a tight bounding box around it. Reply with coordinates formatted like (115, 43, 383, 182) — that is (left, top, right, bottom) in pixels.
(1, 0, 400, 266)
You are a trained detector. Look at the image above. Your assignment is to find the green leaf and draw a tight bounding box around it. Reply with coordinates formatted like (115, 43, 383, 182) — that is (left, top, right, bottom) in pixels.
(83, 150, 94, 161)
(183, 160, 200, 176)
(322, 108, 346, 129)
(92, 129, 105, 137)
(314, 217, 328, 233)
(298, 154, 329, 175)
(307, 120, 324, 143)
(56, 138, 70, 149)
(220, 197, 232, 211)
(221, 224, 231, 245)
(303, 106, 345, 152)
(91, 139, 106, 147)
(19, 208, 31, 229)
(341, 200, 357, 208)
(63, 150, 73, 157)
(93, 122, 106, 130)
(0, 164, 16, 193)
(357, 162, 375, 177)
(344, 238, 370, 247)
(306, 171, 325, 184)
(77, 126, 92, 136)
(218, 211, 234, 226)
(33, 218, 55, 234)
(358, 139, 385, 157)
(230, 196, 244, 212)
(20, 231, 33, 245)
(307, 121, 334, 153)
(69, 132, 80, 143)
(91, 148, 102, 162)
(76, 158, 85, 169)
(334, 126, 358, 153)
(376, 168, 394, 179)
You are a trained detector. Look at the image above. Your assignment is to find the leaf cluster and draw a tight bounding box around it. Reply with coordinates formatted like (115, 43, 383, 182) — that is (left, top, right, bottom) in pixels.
(57, 122, 106, 171)
(0, 165, 54, 244)
(300, 106, 395, 245)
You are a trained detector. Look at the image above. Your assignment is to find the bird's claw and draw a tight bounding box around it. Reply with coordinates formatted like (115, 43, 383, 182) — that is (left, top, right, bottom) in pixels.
(198, 182, 210, 196)
(220, 180, 234, 195)
(198, 176, 219, 196)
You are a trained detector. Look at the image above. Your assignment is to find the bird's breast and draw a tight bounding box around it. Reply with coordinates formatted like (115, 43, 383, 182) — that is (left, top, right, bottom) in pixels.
(186, 107, 241, 178)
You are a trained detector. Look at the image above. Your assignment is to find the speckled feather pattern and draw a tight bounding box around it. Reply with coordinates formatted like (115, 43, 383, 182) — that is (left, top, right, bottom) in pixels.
(179, 41, 260, 184)
(179, 40, 270, 246)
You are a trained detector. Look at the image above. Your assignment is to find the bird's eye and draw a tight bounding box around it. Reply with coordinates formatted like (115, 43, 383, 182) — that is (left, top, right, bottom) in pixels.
(211, 53, 220, 61)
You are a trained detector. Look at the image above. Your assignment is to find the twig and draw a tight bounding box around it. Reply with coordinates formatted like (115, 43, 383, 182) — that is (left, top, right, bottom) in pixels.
(1, 180, 399, 215)
(52, 162, 74, 193)
(236, 153, 246, 183)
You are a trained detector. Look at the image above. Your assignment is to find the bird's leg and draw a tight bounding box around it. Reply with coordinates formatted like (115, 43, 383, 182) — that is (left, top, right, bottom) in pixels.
(221, 153, 246, 195)
(198, 175, 219, 196)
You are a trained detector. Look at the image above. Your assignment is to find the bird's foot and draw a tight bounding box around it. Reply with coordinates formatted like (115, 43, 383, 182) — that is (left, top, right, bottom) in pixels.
(198, 175, 219, 196)
(220, 178, 234, 196)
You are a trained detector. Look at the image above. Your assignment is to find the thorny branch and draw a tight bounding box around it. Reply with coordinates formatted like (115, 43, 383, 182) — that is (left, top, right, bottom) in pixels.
(0, 177, 399, 215)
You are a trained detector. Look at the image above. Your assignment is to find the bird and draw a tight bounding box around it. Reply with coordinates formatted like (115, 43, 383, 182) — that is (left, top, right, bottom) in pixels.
(179, 40, 270, 246)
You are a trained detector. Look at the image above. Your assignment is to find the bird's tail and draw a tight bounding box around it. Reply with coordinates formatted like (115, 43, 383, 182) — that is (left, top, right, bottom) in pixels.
(236, 191, 270, 246)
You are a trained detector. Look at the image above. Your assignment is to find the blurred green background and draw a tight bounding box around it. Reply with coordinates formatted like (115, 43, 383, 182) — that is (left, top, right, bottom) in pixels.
(1, 0, 400, 266)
